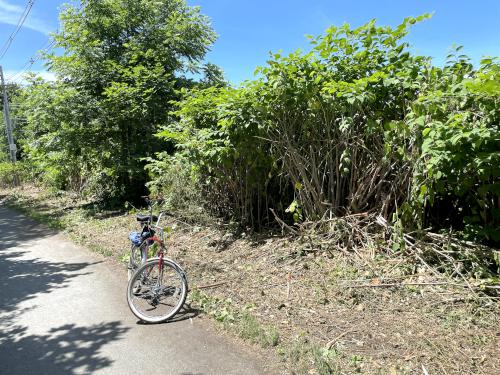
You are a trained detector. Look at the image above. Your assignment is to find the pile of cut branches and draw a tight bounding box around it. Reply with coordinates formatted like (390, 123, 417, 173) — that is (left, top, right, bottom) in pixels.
(283, 213, 500, 303)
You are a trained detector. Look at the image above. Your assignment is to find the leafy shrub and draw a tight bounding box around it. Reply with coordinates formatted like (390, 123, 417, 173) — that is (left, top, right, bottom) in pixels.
(0, 162, 29, 188)
(156, 16, 431, 225)
(409, 55, 500, 244)
(156, 85, 280, 227)
(145, 153, 210, 222)
(152, 16, 499, 248)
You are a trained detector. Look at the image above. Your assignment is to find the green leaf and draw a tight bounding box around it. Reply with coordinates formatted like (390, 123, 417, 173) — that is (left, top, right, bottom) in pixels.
(420, 185, 427, 197)
(286, 200, 298, 213)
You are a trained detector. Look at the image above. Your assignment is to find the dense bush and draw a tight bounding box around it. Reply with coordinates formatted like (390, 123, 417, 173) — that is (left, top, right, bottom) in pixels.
(153, 15, 499, 246)
(144, 153, 210, 222)
(153, 85, 278, 227)
(409, 55, 500, 244)
(0, 162, 29, 188)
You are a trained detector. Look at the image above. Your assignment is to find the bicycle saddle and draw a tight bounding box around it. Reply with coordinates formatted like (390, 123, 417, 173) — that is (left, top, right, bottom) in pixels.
(136, 214, 158, 222)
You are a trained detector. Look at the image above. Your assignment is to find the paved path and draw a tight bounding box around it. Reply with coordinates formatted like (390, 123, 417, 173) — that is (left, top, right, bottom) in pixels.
(0, 204, 273, 375)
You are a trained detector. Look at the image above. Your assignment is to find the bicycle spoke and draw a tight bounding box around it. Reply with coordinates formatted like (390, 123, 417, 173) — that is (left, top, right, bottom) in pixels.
(127, 259, 187, 322)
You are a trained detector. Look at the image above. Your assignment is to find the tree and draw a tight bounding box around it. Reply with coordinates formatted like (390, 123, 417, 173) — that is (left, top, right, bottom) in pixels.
(28, 0, 217, 202)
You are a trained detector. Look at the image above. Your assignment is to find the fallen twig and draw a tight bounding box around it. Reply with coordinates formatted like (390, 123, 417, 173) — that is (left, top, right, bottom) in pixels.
(343, 281, 469, 288)
(270, 208, 298, 234)
(196, 281, 228, 290)
(286, 272, 291, 300)
(325, 330, 354, 349)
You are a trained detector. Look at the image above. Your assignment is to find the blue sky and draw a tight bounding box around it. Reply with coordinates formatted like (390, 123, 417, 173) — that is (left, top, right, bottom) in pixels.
(1, 0, 499, 84)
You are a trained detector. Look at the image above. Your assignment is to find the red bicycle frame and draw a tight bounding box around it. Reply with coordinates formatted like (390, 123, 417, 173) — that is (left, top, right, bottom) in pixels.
(146, 235, 165, 272)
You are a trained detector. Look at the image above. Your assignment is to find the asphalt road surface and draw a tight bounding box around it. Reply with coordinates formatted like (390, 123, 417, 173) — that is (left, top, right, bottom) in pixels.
(0, 204, 274, 375)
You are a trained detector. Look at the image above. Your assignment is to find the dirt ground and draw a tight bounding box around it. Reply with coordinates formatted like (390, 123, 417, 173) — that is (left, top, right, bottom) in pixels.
(2, 186, 499, 374)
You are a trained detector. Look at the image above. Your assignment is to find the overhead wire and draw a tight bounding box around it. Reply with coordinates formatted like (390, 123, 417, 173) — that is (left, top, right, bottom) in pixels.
(3, 0, 79, 84)
(0, 0, 36, 59)
(5, 39, 56, 83)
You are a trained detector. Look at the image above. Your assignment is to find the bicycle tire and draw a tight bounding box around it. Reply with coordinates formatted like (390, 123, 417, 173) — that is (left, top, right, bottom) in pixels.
(128, 243, 142, 281)
(127, 257, 188, 323)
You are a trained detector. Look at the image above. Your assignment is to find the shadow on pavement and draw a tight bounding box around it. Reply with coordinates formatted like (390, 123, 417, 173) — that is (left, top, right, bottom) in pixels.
(0, 249, 94, 314)
(0, 321, 130, 374)
(0, 204, 96, 314)
(0, 205, 56, 250)
(169, 304, 202, 323)
(0, 204, 130, 374)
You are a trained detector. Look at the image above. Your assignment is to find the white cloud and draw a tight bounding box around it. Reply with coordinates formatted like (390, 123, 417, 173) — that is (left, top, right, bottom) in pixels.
(0, 0, 54, 35)
(34, 70, 56, 81)
(4, 69, 56, 84)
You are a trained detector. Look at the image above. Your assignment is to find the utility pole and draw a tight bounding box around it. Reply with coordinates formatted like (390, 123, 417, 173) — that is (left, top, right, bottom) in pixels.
(0, 65, 19, 186)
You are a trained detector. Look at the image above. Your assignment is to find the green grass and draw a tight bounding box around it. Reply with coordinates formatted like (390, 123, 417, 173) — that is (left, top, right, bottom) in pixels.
(237, 312, 280, 348)
(189, 289, 280, 348)
(281, 335, 344, 375)
(6, 193, 66, 230)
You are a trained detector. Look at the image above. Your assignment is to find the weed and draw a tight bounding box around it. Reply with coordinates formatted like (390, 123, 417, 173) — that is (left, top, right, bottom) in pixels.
(349, 355, 364, 372)
(283, 335, 342, 375)
(471, 335, 490, 346)
(189, 289, 280, 348)
(238, 312, 280, 347)
(328, 263, 359, 283)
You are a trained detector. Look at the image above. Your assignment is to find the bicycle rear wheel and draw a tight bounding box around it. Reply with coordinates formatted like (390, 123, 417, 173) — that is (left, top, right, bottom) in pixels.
(128, 242, 147, 281)
(127, 258, 187, 323)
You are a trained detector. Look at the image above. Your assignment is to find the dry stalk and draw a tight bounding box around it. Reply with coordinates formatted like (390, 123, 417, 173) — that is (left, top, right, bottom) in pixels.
(276, 211, 498, 303)
(343, 281, 469, 288)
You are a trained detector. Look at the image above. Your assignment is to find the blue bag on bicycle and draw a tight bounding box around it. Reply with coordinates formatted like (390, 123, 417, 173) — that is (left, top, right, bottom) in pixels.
(129, 232, 142, 246)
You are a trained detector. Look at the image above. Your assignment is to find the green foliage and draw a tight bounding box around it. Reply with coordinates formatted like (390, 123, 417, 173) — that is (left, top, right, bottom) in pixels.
(0, 162, 27, 187)
(155, 15, 432, 224)
(14, 0, 218, 204)
(409, 55, 500, 244)
(16, 78, 101, 191)
(144, 153, 209, 222)
(155, 84, 277, 226)
(150, 15, 499, 250)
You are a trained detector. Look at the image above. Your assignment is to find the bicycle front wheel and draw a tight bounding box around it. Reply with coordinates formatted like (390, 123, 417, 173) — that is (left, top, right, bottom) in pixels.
(127, 258, 188, 323)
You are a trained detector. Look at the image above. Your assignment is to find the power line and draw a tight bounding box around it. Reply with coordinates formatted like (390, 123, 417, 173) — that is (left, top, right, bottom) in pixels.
(7, 59, 34, 80)
(0, 0, 36, 60)
(5, 39, 56, 83)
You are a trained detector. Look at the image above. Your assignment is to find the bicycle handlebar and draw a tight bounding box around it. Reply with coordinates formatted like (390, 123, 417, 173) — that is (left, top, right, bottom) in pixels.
(137, 195, 177, 233)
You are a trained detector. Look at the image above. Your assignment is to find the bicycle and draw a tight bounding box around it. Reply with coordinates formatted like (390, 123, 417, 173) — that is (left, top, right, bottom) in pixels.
(126, 197, 188, 323)
(126, 197, 159, 280)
